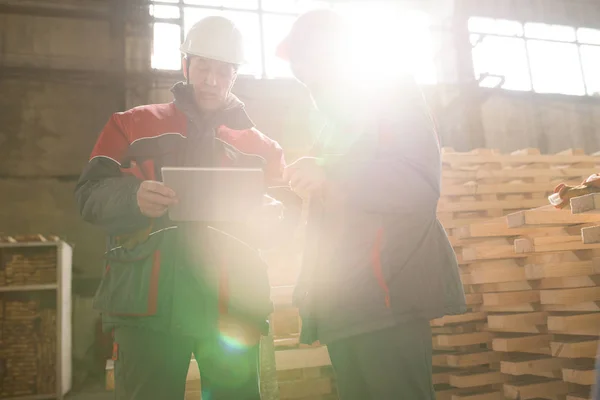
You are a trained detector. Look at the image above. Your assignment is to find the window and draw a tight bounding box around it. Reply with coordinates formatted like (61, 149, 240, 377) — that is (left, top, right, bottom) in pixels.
(469, 16, 600, 96)
(150, 0, 437, 83)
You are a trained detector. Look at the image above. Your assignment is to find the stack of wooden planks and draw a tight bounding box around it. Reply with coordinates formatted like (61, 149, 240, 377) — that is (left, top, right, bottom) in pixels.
(0, 295, 56, 398)
(455, 202, 600, 400)
(439, 148, 597, 236)
(266, 244, 339, 400)
(426, 148, 598, 400)
(0, 246, 57, 286)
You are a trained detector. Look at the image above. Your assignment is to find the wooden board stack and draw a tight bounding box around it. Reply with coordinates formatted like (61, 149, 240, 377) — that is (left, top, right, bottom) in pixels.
(0, 246, 57, 287)
(455, 202, 600, 400)
(432, 148, 599, 400)
(439, 148, 597, 235)
(0, 295, 56, 398)
(266, 245, 338, 400)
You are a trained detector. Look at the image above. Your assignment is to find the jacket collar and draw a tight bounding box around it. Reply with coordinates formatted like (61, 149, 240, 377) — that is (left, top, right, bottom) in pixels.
(171, 82, 254, 131)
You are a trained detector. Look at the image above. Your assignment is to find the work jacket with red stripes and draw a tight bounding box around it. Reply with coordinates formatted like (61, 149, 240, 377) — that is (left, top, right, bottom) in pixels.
(293, 80, 467, 345)
(76, 82, 298, 336)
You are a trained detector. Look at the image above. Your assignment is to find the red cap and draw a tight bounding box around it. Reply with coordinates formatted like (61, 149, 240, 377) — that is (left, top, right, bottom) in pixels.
(276, 9, 347, 62)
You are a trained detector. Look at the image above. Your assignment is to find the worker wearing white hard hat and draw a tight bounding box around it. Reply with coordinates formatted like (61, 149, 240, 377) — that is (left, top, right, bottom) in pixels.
(180, 16, 246, 111)
(76, 15, 300, 400)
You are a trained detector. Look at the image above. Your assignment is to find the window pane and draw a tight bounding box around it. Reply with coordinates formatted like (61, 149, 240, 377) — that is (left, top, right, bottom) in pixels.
(468, 17, 523, 36)
(150, 5, 180, 18)
(581, 45, 600, 96)
(263, 14, 296, 78)
(331, 3, 437, 83)
(152, 23, 182, 70)
(471, 35, 531, 91)
(578, 28, 600, 45)
(261, 0, 330, 14)
(183, 7, 216, 35)
(184, 0, 258, 9)
(527, 40, 584, 95)
(222, 10, 262, 76)
(524, 23, 576, 42)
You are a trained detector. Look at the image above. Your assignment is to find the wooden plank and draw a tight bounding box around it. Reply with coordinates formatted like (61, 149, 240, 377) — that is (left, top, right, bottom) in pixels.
(492, 334, 552, 353)
(442, 154, 599, 165)
(571, 193, 600, 214)
(431, 312, 488, 327)
(566, 391, 592, 400)
(487, 312, 548, 331)
(433, 351, 452, 367)
(442, 183, 556, 196)
(449, 369, 506, 388)
(582, 225, 600, 244)
(436, 332, 493, 347)
(543, 302, 600, 312)
(278, 377, 333, 399)
(500, 354, 564, 378)
(465, 293, 483, 305)
(515, 235, 600, 254)
(433, 367, 457, 385)
(442, 168, 595, 181)
(473, 276, 599, 293)
(540, 287, 600, 305)
(562, 363, 596, 386)
(547, 314, 600, 336)
(525, 261, 598, 279)
(439, 199, 544, 213)
(480, 304, 541, 313)
(470, 266, 527, 284)
(503, 377, 569, 400)
(507, 208, 600, 228)
(446, 350, 503, 368)
(275, 346, 331, 371)
(551, 338, 599, 358)
(456, 222, 571, 240)
(483, 291, 540, 306)
(450, 389, 504, 400)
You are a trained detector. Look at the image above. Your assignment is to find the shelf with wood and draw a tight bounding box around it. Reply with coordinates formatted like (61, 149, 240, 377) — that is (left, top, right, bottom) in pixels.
(0, 239, 72, 400)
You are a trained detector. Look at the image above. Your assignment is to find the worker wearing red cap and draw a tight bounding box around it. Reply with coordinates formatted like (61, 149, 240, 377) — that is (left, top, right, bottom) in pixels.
(279, 9, 466, 399)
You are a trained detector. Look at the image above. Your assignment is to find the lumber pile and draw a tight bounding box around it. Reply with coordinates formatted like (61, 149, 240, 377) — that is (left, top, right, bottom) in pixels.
(0, 246, 57, 286)
(431, 148, 598, 400)
(266, 245, 338, 400)
(0, 294, 57, 398)
(456, 202, 600, 400)
(439, 148, 597, 234)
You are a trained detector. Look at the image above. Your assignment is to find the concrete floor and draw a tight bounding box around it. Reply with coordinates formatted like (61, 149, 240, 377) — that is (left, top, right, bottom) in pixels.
(66, 384, 112, 400)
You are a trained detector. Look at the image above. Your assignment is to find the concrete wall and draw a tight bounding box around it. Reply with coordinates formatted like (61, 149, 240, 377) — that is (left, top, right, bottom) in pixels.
(455, 0, 600, 153)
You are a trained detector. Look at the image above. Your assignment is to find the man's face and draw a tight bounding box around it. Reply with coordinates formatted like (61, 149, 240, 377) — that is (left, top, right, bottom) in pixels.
(184, 56, 238, 111)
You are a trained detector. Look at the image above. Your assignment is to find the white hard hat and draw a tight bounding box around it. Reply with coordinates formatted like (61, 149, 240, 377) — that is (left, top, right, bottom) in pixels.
(180, 16, 246, 65)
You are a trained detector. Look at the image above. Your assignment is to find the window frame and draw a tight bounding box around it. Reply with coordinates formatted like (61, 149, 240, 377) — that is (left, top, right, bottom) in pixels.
(150, 0, 336, 78)
(469, 17, 600, 97)
(149, 0, 439, 82)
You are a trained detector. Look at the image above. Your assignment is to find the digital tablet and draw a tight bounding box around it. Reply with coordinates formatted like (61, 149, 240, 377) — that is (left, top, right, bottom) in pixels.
(161, 167, 265, 222)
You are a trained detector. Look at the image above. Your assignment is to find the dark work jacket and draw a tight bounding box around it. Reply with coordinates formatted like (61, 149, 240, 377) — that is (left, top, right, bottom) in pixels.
(294, 81, 467, 345)
(76, 83, 300, 337)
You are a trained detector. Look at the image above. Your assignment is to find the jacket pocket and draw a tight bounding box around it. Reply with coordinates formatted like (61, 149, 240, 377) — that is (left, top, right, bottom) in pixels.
(208, 227, 273, 326)
(93, 229, 171, 316)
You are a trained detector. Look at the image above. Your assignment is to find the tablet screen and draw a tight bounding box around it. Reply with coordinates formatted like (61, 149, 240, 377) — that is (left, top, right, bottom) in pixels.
(162, 167, 265, 222)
